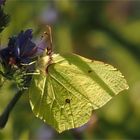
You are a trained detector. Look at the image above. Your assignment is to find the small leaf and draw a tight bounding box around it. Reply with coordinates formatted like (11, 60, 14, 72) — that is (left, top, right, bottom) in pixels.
(0, 75, 4, 87)
(0, 5, 10, 33)
(0, 63, 5, 87)
(29, 53, 129, 133)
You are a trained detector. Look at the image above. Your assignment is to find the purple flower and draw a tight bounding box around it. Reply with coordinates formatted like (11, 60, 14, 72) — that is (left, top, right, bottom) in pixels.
(36, 36, 48, 55)
(0, 28, 51, 89)
(0, 29, 37, 68)
(0, 0, 6, 6)
(36, 29, 52, 55)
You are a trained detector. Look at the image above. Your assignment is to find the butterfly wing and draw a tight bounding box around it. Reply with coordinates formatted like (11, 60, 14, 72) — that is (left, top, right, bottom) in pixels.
(29, 53, 129, 133)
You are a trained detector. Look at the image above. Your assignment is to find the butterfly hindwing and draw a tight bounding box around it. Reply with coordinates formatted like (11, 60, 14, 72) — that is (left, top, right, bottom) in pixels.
(29, 53, 129, 133)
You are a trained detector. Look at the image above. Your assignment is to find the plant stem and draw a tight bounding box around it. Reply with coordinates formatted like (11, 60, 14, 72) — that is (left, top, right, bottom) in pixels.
(0, 90, 24, 129)
(71, 129, 84, 140)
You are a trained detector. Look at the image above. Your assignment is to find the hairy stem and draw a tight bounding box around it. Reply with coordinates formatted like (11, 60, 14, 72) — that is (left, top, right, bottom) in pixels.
(0, 90, 24, 128)
(71, 129, 84, 140)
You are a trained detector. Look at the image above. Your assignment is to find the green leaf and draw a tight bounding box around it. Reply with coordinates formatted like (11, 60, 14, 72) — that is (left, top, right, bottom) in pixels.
(0, 7, 10, 33)
(0, 64, 5, 88)
(29, 53, 129, 133)
(0, 75, 4, 87)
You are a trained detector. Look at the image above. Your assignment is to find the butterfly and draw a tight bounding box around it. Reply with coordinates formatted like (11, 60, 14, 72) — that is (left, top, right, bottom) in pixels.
(28, 26, 129, 133)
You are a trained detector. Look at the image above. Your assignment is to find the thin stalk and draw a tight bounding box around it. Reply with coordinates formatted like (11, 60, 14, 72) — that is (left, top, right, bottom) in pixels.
(0, 90, 24, 128)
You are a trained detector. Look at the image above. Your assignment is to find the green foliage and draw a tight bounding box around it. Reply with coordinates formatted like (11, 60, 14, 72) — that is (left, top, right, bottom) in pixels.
(0, 63, 4, 87)
(0, 0, 138, 139)
(0, 6, 9, 33)
(0, 75, 4, 87)
(29, 53, 128, 133)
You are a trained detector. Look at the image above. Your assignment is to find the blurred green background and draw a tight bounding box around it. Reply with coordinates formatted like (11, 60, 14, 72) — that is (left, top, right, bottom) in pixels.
(0, 0, 140, 139)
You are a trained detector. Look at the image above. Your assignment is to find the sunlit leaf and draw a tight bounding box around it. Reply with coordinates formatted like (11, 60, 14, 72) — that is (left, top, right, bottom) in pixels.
(29, 53, 129, 133)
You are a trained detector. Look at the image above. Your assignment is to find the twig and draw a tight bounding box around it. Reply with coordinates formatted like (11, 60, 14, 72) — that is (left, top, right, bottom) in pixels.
(0, 90, 24, 129)
(71, 129, 84, 140)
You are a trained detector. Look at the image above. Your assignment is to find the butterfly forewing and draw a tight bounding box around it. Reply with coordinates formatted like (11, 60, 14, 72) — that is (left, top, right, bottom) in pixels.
(29, 53, 129, 133)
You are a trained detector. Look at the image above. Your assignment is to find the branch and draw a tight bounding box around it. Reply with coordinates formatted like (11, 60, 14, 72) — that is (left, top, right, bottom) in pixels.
(0, 90, 24, 128)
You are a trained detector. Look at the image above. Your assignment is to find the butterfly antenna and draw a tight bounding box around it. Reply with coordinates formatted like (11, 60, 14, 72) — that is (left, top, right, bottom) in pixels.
(44, 25, 53, 69)
(44, 25, 53, 56)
